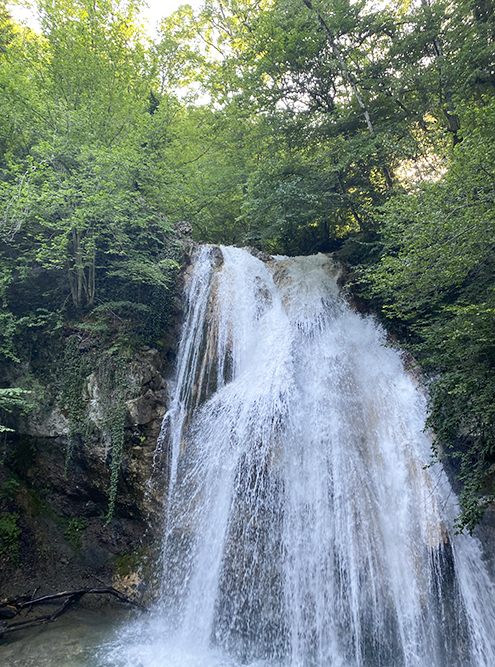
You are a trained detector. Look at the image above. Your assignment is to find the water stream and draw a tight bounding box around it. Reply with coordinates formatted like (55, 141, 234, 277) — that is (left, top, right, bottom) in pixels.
(101, 246, 495, 666)
(18, 246, 495, 667)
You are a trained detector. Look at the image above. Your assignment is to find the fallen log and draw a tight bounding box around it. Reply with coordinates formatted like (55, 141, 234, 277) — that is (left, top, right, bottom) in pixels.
(0, 587, 144, 639)
(16, 587, 143, 610)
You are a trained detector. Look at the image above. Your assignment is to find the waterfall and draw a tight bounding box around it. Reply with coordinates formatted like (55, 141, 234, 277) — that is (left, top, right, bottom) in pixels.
(102, 246, 495, 667)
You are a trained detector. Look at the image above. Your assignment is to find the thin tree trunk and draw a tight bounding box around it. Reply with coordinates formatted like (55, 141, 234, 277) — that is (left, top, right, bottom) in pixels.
(337, 171, 363, 228)
(71, 227, 90, 307)
(302, 0, 375, 137)
(421, 0, 460, 144)
(88, 252, 95, 307)
(72, 227, 83, 307)
(67, 261, 78, 307)
(301, 0, 394, 187)
(0, 588, 144, 638)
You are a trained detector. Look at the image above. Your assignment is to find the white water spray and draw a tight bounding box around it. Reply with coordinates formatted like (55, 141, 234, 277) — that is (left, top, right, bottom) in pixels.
(102, 246, 495, 667)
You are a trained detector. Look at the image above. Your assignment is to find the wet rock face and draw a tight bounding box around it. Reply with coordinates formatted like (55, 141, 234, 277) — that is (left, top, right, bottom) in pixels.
(126, 389, 167, 425)
(0, 238, 199, 603)
(246, 246, 273, 263)
(0, 347, 172, 602)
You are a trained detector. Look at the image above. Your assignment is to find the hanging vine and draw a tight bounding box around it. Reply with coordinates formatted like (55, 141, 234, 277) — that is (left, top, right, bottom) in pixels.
(61, 336, 130, 521)
(61, 335, 90, 472)
(96, 355, 129, 524)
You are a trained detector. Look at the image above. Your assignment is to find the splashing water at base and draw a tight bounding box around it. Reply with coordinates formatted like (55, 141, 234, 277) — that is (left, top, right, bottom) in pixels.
(99, 247, 495, 667)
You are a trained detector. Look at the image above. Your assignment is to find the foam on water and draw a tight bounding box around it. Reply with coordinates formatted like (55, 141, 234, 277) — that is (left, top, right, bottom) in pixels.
(99, 246, 495, 667)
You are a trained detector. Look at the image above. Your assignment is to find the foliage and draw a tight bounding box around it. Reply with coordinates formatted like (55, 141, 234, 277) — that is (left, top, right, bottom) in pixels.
(61, 335, 91, 467)
(96, 354, 129, 524)
(64, 516, 87, 550)
(0, 387, 31, 432)
(364, 100, 495, 532)
(0, 510, 21, 560)
(61, 335, 131, 522)
(0, 0, 182, 441)
(0, 475, 21, 561)
(113, 546, 146, 577)
(0, 475, 20, 500)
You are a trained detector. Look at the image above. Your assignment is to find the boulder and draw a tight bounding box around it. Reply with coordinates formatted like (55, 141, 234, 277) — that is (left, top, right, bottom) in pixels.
(126, 389, 167, 425)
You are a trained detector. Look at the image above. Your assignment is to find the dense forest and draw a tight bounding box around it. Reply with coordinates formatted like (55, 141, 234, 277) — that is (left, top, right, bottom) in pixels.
(0, 0, 494, 532)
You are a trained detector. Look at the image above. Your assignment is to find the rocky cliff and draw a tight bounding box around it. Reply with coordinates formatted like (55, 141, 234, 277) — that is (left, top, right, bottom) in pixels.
(0, 231, 195, 605)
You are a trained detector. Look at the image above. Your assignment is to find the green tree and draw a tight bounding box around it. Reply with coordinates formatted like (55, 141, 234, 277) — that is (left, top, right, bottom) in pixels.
(183, 0, 494, 251)
(0, 0, 183, 313)
(0, 387, 30, 432)
(364, 99, 495, 532)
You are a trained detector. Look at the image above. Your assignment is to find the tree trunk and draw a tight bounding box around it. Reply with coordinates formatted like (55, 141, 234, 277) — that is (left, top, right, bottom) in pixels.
(87, 252, 95, 307)
(301, 0, 394, 187)
(69, 227, 89, 308)
(301, 0, 375, 137)
(421, 0, 460, 145)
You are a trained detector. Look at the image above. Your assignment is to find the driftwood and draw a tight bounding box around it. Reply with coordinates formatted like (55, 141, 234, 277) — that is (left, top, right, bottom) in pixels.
(0, 587, 143, 638)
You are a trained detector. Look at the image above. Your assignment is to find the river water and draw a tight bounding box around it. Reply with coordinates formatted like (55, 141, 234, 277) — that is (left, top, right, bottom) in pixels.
(3, 247, 495, 666)
(0, 608, 128, 666)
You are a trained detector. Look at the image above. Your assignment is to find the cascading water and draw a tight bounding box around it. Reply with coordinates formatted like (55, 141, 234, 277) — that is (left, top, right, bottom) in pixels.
(101, 246, 495, 667)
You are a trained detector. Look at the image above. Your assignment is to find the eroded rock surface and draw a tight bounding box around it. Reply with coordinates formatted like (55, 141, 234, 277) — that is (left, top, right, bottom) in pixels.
(0, 346, 173, 604)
